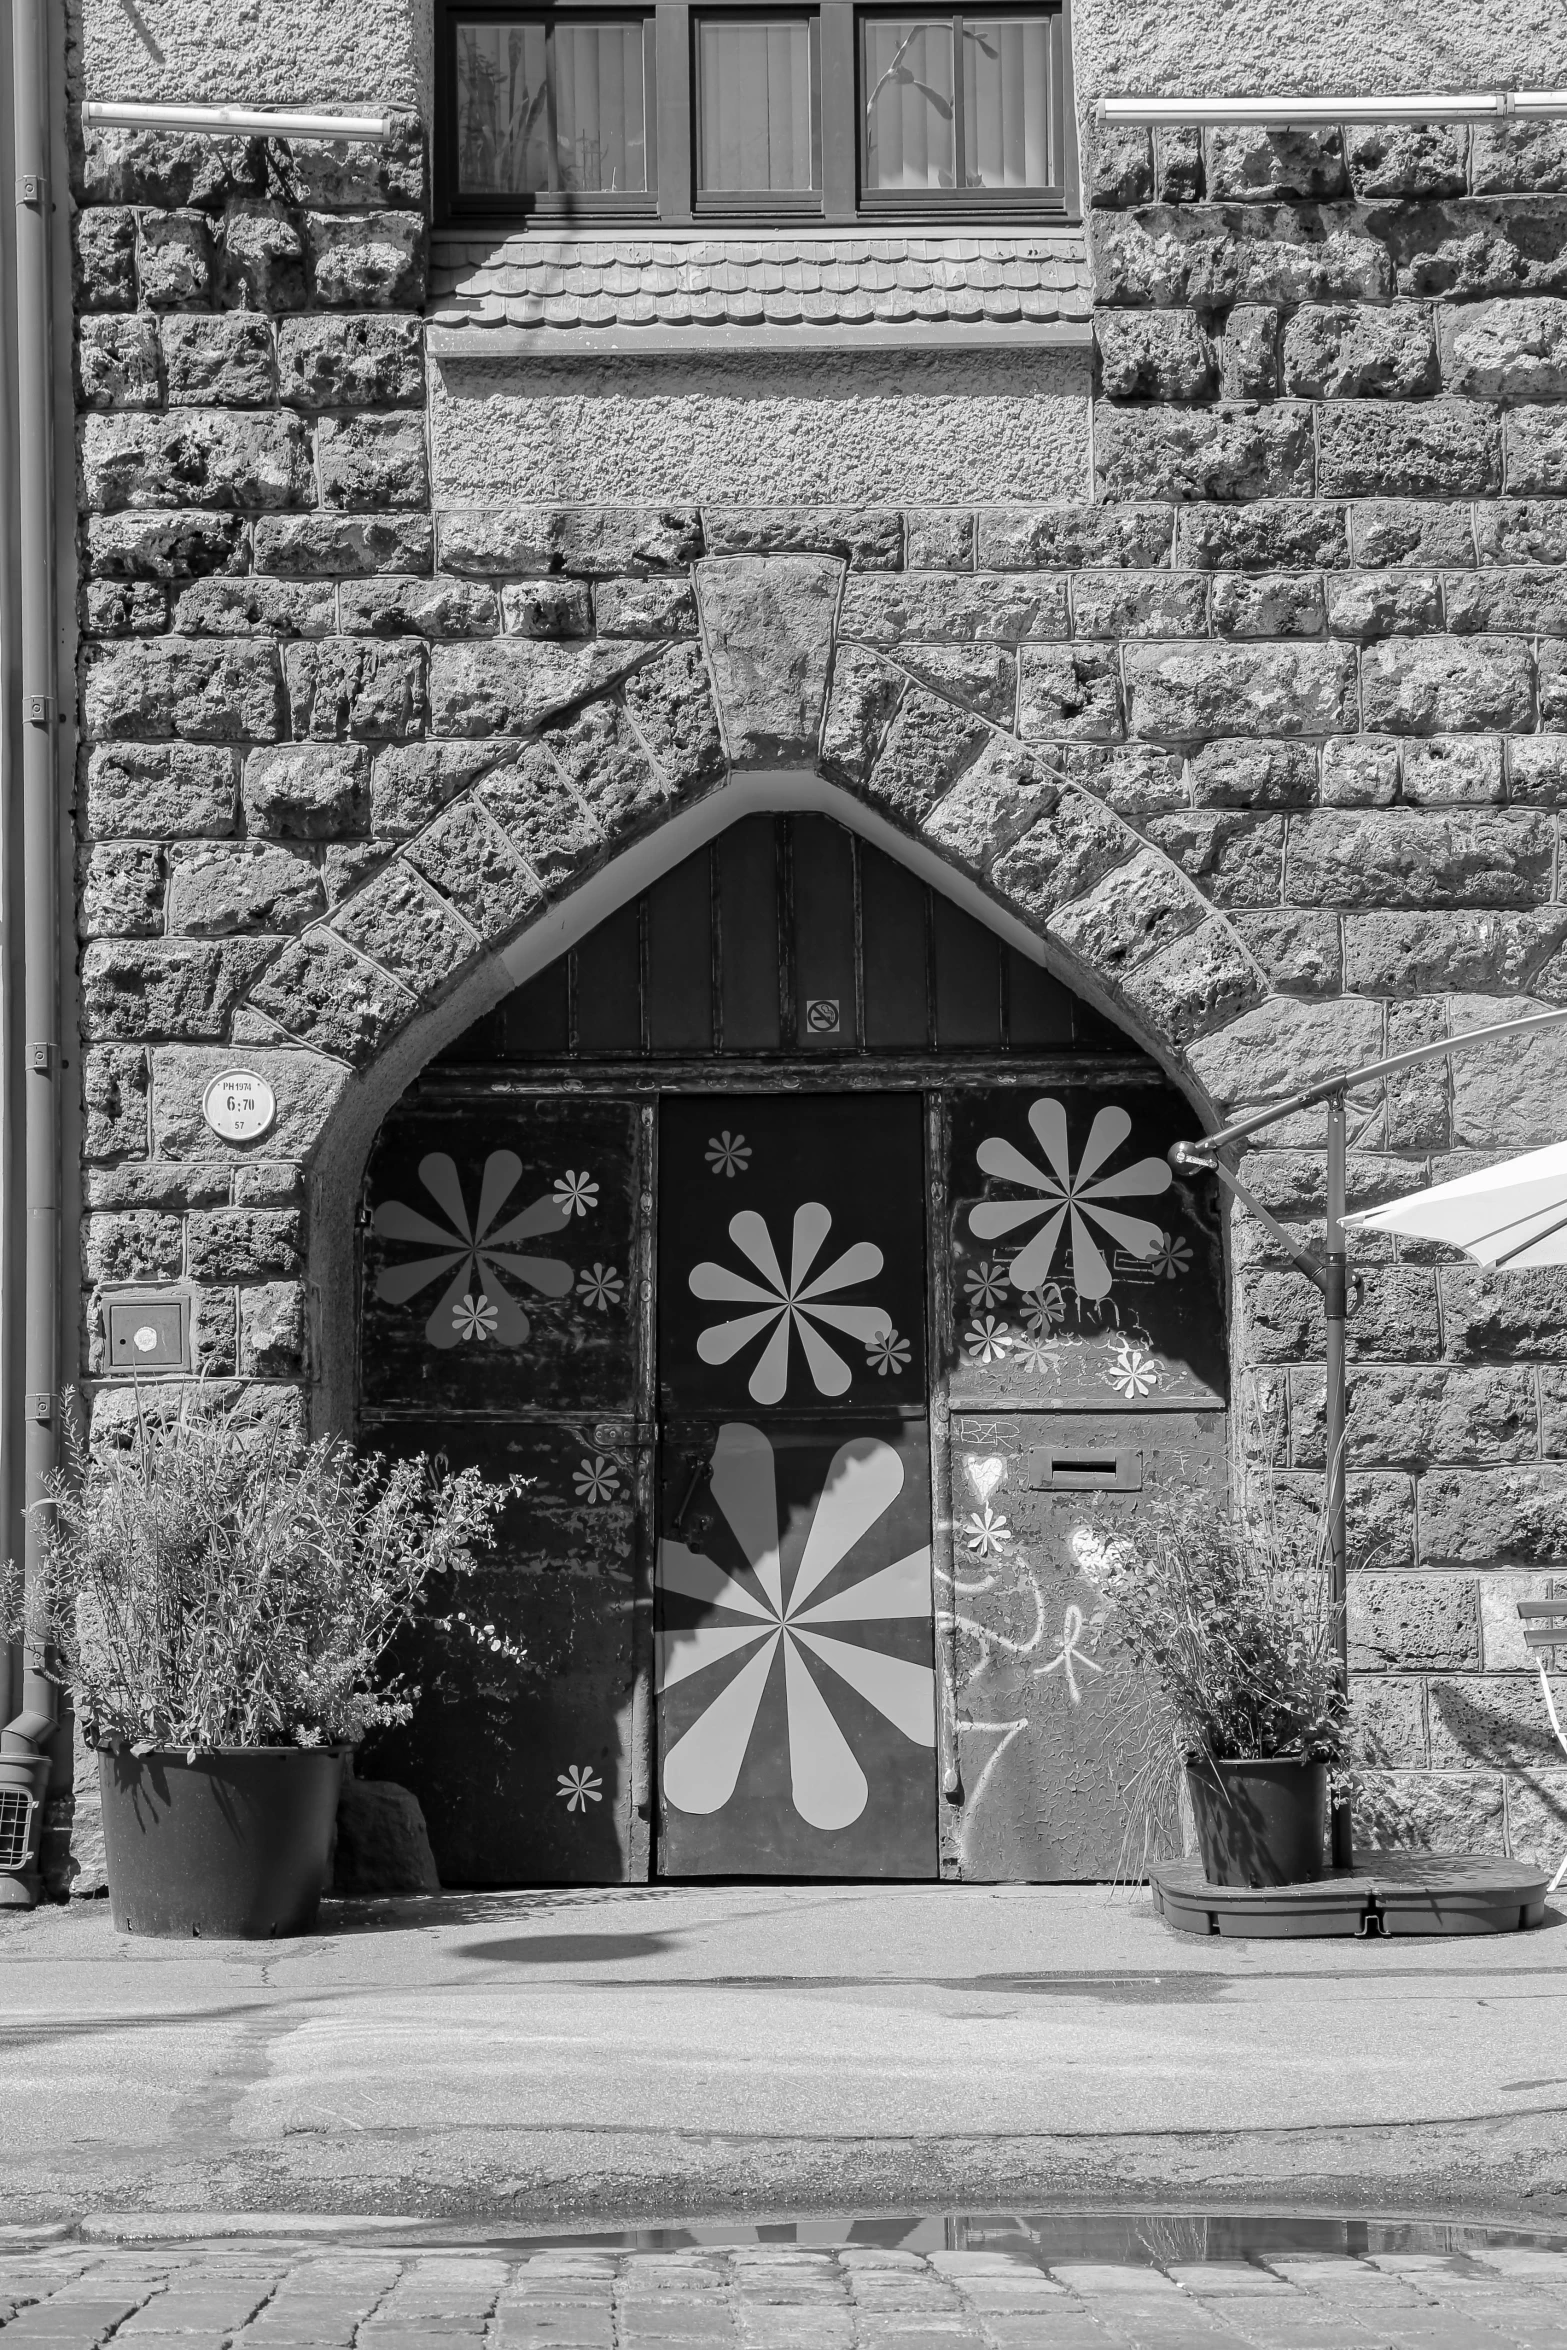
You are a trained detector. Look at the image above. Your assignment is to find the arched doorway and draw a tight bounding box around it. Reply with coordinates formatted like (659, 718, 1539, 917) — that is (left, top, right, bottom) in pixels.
(358, 811, 1227, 1885)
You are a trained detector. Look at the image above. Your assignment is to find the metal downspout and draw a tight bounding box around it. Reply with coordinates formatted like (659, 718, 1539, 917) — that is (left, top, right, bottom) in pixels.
(0, 0, 61, 1907)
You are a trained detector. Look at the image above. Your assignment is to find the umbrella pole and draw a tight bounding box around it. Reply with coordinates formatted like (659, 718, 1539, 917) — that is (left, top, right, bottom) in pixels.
(1324, 1091, 1353, 1869)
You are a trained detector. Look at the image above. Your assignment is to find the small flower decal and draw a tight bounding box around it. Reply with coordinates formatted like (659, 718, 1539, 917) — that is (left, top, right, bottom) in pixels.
(1149, 1231, 1193, 1281)
(577, 1263, 624, 1312)
(866, 1328, 911, 1376)
(557, 1765, 603, 1813)
(573, 1456, 622, 1503)
(963, 1260, 1009, 1309)
(1012, 1333, 1059, 1377)
(451, 1291, 499, 1343)
(706, 1131, 752, 1179)
(1106, 1341, 1162, 1399)
(963, 1505, 1013, 1558)
(965, 1315, 1013, 1364)
(554, 1170, 599, 1219)
(1021, 1282, 1067, 1335)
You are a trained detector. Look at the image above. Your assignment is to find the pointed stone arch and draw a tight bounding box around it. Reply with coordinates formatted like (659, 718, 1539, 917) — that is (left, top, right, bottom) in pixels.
(191, 553, 1308, 1430)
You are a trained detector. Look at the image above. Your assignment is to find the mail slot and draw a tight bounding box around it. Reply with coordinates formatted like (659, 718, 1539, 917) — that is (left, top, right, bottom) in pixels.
(1025, 1446, 1143, 1492)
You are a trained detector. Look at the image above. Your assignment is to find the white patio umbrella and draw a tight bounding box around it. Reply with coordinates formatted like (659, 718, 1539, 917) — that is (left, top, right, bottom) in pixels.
(1342, 1139, 1567, 1266)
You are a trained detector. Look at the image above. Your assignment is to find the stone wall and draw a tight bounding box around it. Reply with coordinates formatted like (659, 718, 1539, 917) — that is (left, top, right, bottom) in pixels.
(62, 70, 1567, 1874)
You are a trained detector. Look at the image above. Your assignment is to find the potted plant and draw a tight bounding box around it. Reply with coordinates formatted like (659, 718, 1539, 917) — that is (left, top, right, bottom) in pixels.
(1076, 1486, 1349, 1889)
(19, 1390, 518, 1938)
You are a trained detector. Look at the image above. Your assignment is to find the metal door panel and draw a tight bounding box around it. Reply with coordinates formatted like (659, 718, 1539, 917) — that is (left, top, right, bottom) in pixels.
(943, 1409, 1228, 1882)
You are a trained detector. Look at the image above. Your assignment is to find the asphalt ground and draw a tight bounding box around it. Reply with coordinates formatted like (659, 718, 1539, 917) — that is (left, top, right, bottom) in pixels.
(2, 1885, 1567, 2227)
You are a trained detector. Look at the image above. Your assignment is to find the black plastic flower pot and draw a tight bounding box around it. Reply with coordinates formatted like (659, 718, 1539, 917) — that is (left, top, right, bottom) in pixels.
(98, 1745, 345, 1938)
(1186, 1757, 1328, 1889)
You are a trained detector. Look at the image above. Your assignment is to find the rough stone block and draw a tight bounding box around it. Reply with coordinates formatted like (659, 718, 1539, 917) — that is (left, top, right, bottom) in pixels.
(168, 841, 324, 936)
(1118, 916, 1264, 1045)
(1320, 736, 1399, 807)
(1065, 746, 1187, 822)
(429, 639, 654, 740)
(1094, 402, 1314, 502)
(84, 580, 170, 638)
(890, 644, 1015, 726)
(1509, 737, 1567, 805)
(1209, 572, 1325, 638)
(1540, 641, 1567, 728)
(1477, 500, 1567, 565)
(76, 314, 161, 410)
(438, 505, 703, 579)
(81, 1209, 184, 1284)
(1089, 203, 1393, 310)
(331, 860, 475, 992)
(977, 507, 1173, 570)
(322, 842, 395, 903)
(1317, 399, 1501, 499)
(1427, 1675, 1566, 1769)
(148, 1044, 347, 1162)
(1349, 1576, 1481, 1673)
(1448, 567, 1567, 638)
(79, 409, 312, 512)
(372, 742, 496, 839)
(186, 1208, 301, 1281)
(285, 638, 427, 742)
(317, 413, 430, 511)
(1047, 845, 1207, 982)
(1442, 1260, 1567, 1357)
(502, 579, 592, 639)
(903, 512, 973, 571)
(590, 577, 698, 639)
(1353, 1769, 1505, 1855)
(136, 209, 214, 306)
(1471, 120, 1567, 196)
(1095, 309, 1216, 400)
(170, 577, 335, 637)
(254, 514, 434, 578)
(1156, 128, 1203, 205)
(1069, 573, 1209, 640)
(1325, 571, 1443, 641)
(1176, 501, 1349, 573)
(1400, 735, 1505, 805)
(78, 843, 166, 939)
(1343, 908, 1567, 999)
(82, 742, 238, 841)
(73, 206, 137, 310)
(1219, 304, 1280, 399)
(988, 791, 1132, 925)
(819, 646, 905, 787)
(306, 212, 425, 309)
(83, 1045, 150, 1158)
(1274, 1469, 1417, 1573)
(1420, 1468, 1567, 1569)
(81, 638, 285, 744)
(1017, 645, 1123, 742)
(1346, 123, 1468, 200)
(1371, 197, 1567, 301)
(79, 936, 277, 1041)
(478, 744, 604, 891)
(620, 643, 726, 795)
(217, 199, 306, 309)
(85, 510, 248, 583)
(1233, 909, 1341, 996)
(1292, 1363, 1540, 1468)
(238, 1280, 307, 1377)
(1145, 810, 1283, 907)
(1282, 302, 1438, 399)
(276, 313, 424, 408)
(1359, 638, 1534, 735)
(160, 313, 276, 407)
(79, 126, 264, 210)
(1187, 992, 1383, 1109)
(1288, 808, 1550, 909)
(1205, 126, 1348, 202)
(842, 573, 1066, 646)
(1349, 500, 1476, 568)
(244, 929, 411, 1063)
(1504, 406, 1567, 493)
(1441, 297, 1567, 400)
(1125, 642, 1356, 742)
(704, 508, 902, 569)
(1504, 1773, 1567, 1872)
(694, 556, 841, 766)
(263, 114, 424, 210)
(332, 1775, 440, 1896)
(921, 738, 1057, 876)
(348, 578, 498, 642)
(404, 800, 540, 942)
(860, 689, 993, 828)
(1245, 1265, 1441, 1363)
(1088, 122, 1154, 209)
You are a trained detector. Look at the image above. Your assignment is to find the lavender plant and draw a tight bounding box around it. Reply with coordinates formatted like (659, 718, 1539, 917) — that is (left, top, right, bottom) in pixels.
(27, 1391, 523, 1754)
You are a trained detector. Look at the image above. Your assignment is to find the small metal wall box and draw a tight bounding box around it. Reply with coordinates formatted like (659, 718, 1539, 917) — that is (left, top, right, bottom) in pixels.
(1025, 1446, 1144, 1492)
(107, 1295, 189, 1374)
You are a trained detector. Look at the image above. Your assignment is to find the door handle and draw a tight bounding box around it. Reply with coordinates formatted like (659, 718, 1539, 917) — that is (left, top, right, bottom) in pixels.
(671, 1453, 712, 1536)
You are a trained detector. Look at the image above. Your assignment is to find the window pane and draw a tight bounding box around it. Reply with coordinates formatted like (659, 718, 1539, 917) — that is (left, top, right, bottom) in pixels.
(961, 14, 1052, 187)
(698, 17, 816, 190)
(862, 18, 955, 189)
(455, 19, 647, 195)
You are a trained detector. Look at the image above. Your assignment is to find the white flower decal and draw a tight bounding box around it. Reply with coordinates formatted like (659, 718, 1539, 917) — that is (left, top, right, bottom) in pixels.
(557, 1765, 603, 1812)
(658, 1423, 934, 1831)
(706, 1131, 752, 1178)
(964, 1315, 1013, 1364)
(690, 1202, 893, 1405)
(866, 1328, 911, 1377)
(1021, 1282, 1067, 1334)
(573, 1456, 622, 1503)
(1012, 1333, 1059, 1377)
(970, 1098, 1172, 1302)
(963, 1261, 1009, 1309)
(1149, 1231, 1193, 1281)
(554, 1170, 599, 1218)
(963, 1505, 1012, 1558)
(451, 1291, 498, 1343)
(373, 1150, 574, 1350)
(1106, 1342, 1162, 1399)
(577, 1262, 624, 1312)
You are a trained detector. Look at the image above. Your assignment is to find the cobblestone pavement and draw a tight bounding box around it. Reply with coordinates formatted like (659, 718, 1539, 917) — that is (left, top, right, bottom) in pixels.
(5, 2241, 1567, 2350)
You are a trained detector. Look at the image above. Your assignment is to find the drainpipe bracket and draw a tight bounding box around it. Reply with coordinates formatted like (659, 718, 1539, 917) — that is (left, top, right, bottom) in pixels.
(25, 693, 52, 724)
(15, 173, 43, 203)
(24, 1391, 53, 1422)
(26, 1040, 54, 1074)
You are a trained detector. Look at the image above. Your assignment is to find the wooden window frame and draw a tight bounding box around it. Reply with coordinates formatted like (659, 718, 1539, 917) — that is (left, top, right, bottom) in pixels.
(434, 0, 1077, 228)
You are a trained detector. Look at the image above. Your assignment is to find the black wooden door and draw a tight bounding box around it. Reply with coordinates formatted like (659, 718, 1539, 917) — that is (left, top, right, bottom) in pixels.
(655, 1095, 937, 1877)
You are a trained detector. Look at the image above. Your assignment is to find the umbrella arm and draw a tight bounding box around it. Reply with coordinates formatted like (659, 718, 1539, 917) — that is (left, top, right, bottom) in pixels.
(1208, 1158, 1364, 1314)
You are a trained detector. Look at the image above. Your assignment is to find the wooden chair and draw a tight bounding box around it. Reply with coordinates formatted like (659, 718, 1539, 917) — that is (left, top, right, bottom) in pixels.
(1519, 1597, 1567, 1897)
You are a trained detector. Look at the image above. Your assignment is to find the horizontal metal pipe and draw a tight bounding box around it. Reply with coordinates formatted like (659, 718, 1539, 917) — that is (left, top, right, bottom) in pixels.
(1099, 89, 1567, 125)
(81, 100, 397, 140)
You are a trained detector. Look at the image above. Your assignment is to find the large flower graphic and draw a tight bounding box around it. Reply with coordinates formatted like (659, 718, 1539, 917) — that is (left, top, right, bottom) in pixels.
(657, 1423, 934, 1831)
(970, 1098, 1172, 1303)
(373, 1151, 574, 1349)
(690, 1202, 893, 1405)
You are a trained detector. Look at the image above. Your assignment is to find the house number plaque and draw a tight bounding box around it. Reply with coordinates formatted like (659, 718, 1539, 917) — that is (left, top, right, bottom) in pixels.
(202, 1069, 277, 1144)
